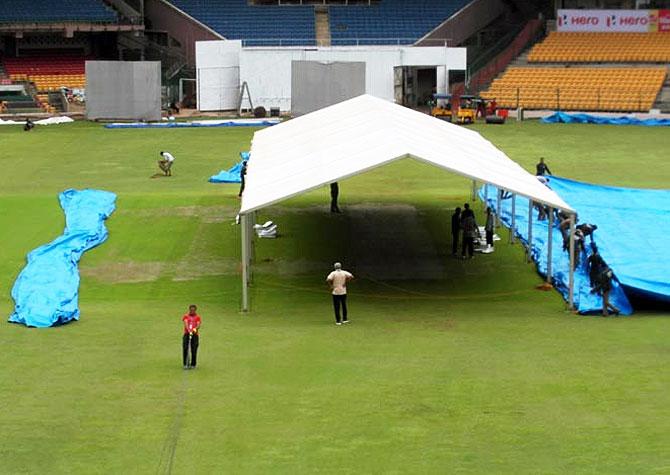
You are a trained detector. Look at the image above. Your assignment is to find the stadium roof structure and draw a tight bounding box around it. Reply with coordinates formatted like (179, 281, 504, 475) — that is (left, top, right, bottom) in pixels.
(238, 95, 577, 311)
(239, 95, 573, 215)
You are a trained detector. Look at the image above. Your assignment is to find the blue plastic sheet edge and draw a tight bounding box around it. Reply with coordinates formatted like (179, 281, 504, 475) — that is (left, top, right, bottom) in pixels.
(542, 111, 670, 127)
(105, 121, 278, 129)
(209, 151, 249, 184)
(479, 183, 634, 316)
(8, 189, 117, 328)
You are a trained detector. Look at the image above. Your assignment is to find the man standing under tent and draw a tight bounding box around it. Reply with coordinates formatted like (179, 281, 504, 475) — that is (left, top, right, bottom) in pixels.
(484, 207, 495, 252)
(451, 207, 461, 256)
(330, 182, 341, 213)
(536, 157, 552, 176)
(326, 262, 354, 325)
(461, 203, 477, 259)
(158, 151, 175, 176)
(182, 304, 202, 369)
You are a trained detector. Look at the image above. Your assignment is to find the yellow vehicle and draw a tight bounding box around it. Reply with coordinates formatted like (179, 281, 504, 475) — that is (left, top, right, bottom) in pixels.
(430, 93, 453, 121)
(456, 95, 477, 124)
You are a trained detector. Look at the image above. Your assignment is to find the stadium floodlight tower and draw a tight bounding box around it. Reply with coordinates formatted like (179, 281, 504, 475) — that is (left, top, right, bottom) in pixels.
(237, 95, 577, 313)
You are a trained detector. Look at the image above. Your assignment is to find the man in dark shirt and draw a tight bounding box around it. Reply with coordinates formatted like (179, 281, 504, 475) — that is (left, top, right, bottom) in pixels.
(238, 160, 248, 197)
(330, 182, 341, 213)
(536, 157, 552, 176)
(460, 204, 477, 259)
(451, 207, 461, 256)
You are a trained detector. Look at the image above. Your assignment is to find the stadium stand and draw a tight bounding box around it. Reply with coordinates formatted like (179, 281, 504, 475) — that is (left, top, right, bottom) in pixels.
(528, 32, 670, 63)
(481, 67, 667, 112)
(3, 57, 86, 92)
(169, 0, 316, 45)
(0, 0, 117, 23)
(329, 0, 471, 45)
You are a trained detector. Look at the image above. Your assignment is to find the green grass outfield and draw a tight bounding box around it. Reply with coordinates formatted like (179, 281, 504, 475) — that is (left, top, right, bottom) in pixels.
(0, 120, 668, 474)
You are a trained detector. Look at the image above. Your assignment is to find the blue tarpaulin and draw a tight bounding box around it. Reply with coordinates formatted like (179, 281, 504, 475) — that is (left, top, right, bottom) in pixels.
(8, 189, 117, 328)
(542, 111, 670, 127)
(209, 152, 249, 184)
(105, 119, 279, 129)
(482, 176, 670, 314)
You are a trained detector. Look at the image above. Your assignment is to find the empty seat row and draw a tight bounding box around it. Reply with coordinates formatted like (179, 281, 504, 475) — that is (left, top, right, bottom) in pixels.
(481, 67, 666, 112)
(170, 0, 315, 44)
(329, 0, 470, 44)
(528, 32, 670, 63)
(0, 0, 117, 23)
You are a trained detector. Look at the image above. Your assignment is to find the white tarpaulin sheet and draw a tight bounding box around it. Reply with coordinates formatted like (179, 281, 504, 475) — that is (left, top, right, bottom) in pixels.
(239, 95, 573, 215)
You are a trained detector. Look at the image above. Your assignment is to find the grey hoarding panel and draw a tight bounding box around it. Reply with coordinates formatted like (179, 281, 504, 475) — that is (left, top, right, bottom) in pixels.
(291, 61, 365, 116)
(86, 61, 161, 121)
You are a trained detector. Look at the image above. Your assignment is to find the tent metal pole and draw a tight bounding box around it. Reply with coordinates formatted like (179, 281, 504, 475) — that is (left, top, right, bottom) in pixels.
(509, 193, 516, 244)
(249, 211, 255, 263)
(241, 213, 250, 312)
(568, 213, 576, 310)
(496, 188, 502, 228)
(547, 207, 553, 284)
(471, 180, 477, 202)
(527, 200, 533, 263)
(484, 183, 489, 205)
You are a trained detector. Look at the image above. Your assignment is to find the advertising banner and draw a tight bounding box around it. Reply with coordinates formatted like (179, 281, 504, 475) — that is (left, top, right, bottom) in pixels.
(557, 9, 670, 32)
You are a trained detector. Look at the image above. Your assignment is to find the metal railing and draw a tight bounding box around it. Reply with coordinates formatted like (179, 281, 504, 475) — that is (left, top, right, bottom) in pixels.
(241, 37, 452, 47)
(485, 86, 660, 112)
(453, 19, 544, 96)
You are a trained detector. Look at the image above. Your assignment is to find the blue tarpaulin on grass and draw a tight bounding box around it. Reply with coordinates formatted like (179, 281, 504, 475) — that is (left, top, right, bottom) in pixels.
(542, 111, 670, 126)
(8, 189, 117, 328)
(482, 176, 670, 314)
(105, 119, 279, 129)
(209, 152, 249, 184)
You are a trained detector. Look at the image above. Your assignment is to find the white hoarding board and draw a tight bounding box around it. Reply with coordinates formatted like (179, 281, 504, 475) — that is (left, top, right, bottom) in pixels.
(557, 9, 661, 32)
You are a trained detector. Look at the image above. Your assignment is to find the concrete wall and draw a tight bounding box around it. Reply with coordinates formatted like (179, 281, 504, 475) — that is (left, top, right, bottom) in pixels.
(144, 0, 221, 67)
(417, 0, 507, 47)
(196, 41, 467, 111)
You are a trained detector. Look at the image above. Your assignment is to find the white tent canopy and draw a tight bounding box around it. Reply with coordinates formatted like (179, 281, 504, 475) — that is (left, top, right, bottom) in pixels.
(240, 94, 573, 215)
(238, 95, 577, 311)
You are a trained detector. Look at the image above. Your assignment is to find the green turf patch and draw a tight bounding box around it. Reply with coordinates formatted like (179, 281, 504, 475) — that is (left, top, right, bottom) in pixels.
(0, 120, 668, 473)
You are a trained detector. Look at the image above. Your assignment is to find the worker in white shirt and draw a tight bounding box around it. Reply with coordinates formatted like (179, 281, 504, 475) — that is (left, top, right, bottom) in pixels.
(158, 151, 175, 176)
(326, 262, 354, 325)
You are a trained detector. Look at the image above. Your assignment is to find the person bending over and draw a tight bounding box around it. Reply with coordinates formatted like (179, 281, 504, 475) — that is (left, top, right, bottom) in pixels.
(326, 262, 354, 325)
(158, 151, 175, 176)
(588, 243, 620, 316)
(182, 304, 202, 369)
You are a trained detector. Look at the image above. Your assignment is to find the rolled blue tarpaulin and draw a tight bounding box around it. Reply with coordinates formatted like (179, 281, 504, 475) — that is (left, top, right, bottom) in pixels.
(209, 151, 249, 184)
(542, 111, 670, 127)
(8, 189, 117, 328)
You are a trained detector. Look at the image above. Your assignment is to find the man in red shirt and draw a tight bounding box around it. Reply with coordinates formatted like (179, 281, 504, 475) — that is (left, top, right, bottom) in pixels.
(182, 304, 202, 369)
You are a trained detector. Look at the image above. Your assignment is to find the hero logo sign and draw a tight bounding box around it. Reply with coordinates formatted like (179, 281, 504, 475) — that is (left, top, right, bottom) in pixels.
(659, 10, 670, 32)
(557, 9, 667, 32)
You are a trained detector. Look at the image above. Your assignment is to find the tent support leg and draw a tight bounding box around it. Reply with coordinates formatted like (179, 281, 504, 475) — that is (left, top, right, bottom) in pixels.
(241, 213, 250, 312)
(547, 207, 554, 284)
(509, 194, 516, 244)
(471, 180, 477, 202)
(527, 200, 533, 263)
(484, 183, 489, 205)
(568, 213, 576, 311)
(496, 188, 502, 228)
